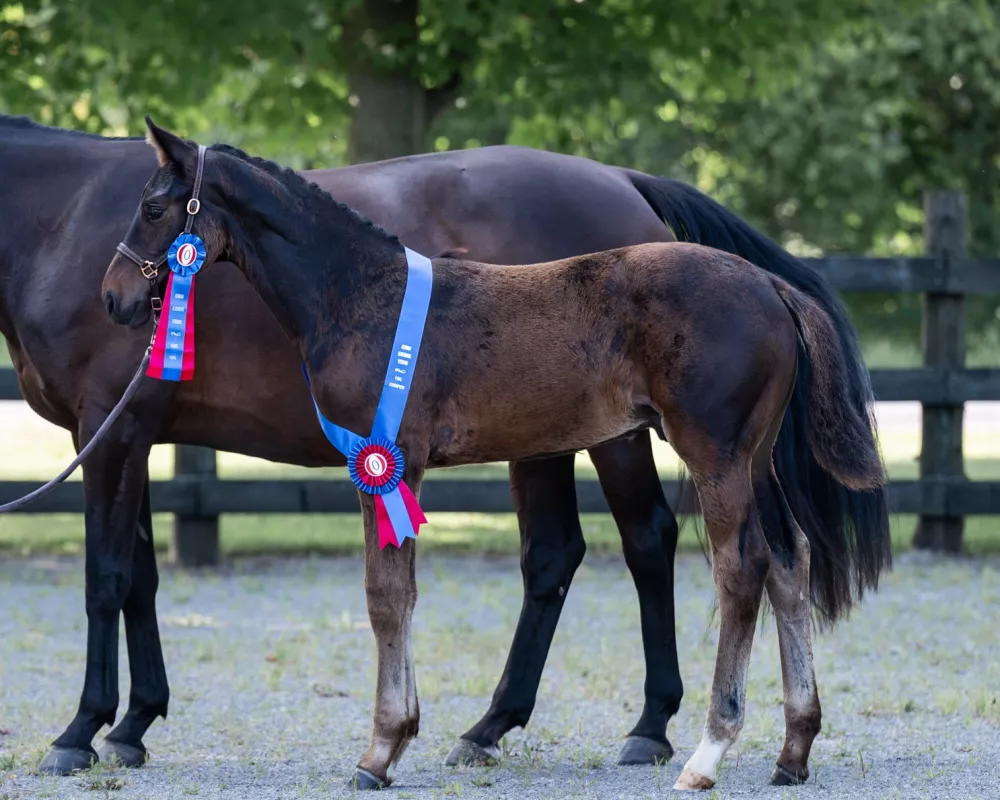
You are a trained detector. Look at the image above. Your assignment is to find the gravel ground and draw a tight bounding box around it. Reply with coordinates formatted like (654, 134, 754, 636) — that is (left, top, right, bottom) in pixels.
(1, 551, 998, 800)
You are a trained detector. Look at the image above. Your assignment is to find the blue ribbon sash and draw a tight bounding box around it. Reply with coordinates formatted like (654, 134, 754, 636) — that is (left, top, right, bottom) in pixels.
(305, 247, 433, 548)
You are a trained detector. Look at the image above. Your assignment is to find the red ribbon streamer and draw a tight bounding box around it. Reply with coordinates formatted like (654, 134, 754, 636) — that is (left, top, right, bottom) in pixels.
(374, 482, 428, 550)
(146, 272, 197, 381)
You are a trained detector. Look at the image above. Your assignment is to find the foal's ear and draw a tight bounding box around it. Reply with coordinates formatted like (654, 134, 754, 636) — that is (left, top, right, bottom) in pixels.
(144, 115, 198, 176)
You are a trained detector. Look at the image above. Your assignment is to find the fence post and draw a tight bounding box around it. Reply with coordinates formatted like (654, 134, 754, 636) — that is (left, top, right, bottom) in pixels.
(169, 445, 220, 566)
(913, 191, 967, 552)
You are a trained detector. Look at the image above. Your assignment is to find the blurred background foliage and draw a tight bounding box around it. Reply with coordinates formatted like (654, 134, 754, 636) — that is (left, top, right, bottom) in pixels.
(1, 0, 997, 364)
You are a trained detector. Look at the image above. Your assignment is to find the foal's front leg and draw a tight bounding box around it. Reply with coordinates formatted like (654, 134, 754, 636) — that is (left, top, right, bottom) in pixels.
(350, 469, 423, 790)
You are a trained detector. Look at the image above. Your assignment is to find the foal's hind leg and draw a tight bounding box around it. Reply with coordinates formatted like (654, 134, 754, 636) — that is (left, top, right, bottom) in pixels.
(664, 370, 792, 790)
(759, 467, 821, 785)
(673, 461, 770, 791)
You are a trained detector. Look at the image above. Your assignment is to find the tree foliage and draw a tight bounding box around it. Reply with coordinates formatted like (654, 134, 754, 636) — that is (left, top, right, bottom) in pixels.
(691, 0, 1000, 260)
(0, 0, 997, 355)
(677, 0, 999, 358)
(1, 0, 912, 161)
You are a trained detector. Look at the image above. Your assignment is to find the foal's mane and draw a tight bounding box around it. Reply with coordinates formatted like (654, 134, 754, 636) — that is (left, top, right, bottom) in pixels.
(208, 143, 400, 248)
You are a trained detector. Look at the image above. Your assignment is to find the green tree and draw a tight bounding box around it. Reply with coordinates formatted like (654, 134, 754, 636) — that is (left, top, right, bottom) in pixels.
(1, 0, 921, 166)
(681, 0, 1000, 362)
(691, 0, 1000, 259)
(476, 0, 998, 360)
(0, 0, 349, 165)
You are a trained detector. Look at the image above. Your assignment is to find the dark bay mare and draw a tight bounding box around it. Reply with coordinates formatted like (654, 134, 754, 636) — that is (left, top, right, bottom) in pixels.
(103, 122, 892, 792)
(4, 114, 695, 773)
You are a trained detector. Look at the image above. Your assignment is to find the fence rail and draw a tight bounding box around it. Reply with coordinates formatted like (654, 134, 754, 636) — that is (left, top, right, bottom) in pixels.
(1, 190, 998, 563)
(2, 478, 998, 517)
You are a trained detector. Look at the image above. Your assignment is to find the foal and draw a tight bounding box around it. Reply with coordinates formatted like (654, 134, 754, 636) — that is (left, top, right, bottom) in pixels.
(104, 122, 888, 791)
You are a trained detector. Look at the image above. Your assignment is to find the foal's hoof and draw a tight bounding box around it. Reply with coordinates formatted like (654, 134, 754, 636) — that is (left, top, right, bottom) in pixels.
(346, 768, 388, 791)
(37, 745, 98, 775)
(673, 768, 715, 791)
(616, 735, 674, 766)
(444, 739, 500, 767)
(770, 763, 808, 786)
(99, 739, 148, 768)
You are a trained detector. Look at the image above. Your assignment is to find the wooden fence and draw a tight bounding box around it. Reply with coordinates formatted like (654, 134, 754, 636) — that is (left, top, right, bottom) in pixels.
(1, 190, 998, 564)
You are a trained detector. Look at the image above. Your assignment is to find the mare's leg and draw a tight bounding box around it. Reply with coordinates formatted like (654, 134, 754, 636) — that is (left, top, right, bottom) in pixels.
(100, 476, 170, 767)
(759, 467, 821, 785)
(447, 454, 586, 767)
(350, 470, 423, 790)
(39, 411, 158, 775)
(589, 432, 681, 766)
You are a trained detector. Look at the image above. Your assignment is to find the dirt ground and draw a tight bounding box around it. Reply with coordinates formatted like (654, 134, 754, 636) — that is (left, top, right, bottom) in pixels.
(1, 550, 998, 799)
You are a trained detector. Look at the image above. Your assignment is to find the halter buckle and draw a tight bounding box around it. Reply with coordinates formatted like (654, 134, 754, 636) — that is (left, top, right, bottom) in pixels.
(150, 296, 162, 313)
(186, 198, 201, 216)
(141, 261, 158, 280)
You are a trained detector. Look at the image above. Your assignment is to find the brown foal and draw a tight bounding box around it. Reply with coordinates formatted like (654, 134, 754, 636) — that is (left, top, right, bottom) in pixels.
(103, 122, 888, 792)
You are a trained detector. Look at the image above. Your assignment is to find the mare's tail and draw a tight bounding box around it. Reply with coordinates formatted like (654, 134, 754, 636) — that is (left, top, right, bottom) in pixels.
(629, 171, 891, 622)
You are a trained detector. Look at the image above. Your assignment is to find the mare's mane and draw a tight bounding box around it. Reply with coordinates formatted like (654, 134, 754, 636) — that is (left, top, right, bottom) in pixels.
(0, 114, 139, 141)
(208, 143, 399, 248)
(0, 116, 400, 249)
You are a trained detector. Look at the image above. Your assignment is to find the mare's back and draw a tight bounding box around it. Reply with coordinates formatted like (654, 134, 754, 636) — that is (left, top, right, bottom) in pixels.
(308, 146, 674, 265)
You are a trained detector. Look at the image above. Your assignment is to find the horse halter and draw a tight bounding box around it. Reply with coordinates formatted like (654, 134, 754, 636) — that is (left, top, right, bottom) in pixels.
(115, 143, 207, 323)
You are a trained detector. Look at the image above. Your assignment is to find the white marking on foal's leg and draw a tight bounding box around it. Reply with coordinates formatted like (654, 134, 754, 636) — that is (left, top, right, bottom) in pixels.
(674, 733, 733, 790)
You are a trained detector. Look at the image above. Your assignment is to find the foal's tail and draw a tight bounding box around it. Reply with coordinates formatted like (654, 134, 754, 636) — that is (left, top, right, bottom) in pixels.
(769, 276, 892, 621)
(770, 278, 886, 492)
(628, 170, 891, 623)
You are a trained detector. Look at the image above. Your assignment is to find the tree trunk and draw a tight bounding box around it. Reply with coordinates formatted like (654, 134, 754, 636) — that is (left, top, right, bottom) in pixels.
(345, 0, 427, 164)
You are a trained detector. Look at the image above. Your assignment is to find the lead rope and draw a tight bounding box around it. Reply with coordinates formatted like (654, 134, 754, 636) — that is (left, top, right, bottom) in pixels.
(0, 316, 159, 514)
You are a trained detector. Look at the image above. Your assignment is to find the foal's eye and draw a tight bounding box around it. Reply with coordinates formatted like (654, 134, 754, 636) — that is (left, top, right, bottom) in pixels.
(144, 205, 165, 222)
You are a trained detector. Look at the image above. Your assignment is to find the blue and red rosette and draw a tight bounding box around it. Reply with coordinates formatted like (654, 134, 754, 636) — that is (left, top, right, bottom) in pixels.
(168, 233, 206, 277)
(348, 436, 426, 549)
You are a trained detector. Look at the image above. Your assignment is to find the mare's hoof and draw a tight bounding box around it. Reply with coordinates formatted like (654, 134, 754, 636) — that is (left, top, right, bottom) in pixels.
(770, 763, 808, 786)
(346, 768, 388, 791)
(37, 745, 98, 775)
(616, 735, 674, 766)
(99, 739, 148, 768)
(673, 768, 715, 791)
(444, 739, 500, 767)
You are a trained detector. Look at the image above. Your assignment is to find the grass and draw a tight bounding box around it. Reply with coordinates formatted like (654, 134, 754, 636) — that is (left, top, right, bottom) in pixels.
(1, 398, 998, 557)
